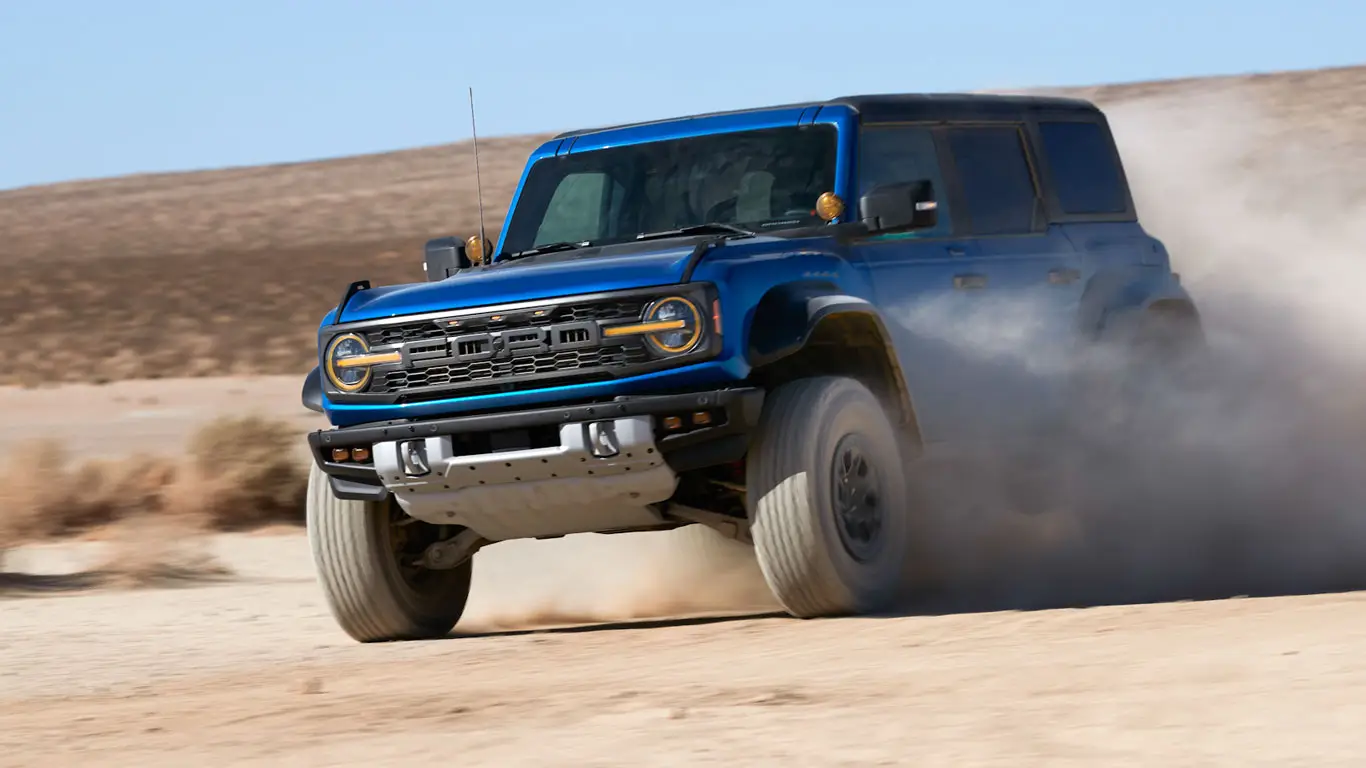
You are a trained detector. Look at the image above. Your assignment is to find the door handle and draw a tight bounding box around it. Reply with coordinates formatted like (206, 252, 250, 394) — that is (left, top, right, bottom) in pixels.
(947, 246, 967, 257)
(1047, 267, 1081, 285)
(953, 273, 988, 290)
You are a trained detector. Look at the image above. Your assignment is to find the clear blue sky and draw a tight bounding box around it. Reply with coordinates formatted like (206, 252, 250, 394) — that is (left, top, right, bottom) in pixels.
(0, 0, 1360, 190)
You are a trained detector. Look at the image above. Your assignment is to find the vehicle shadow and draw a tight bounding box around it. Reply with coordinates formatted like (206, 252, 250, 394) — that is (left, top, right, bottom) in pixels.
(450, 610, 790, 639)
(0, 570, 105, 597)
(890, 579, 1366, 620)
(0, 565, 237, 598)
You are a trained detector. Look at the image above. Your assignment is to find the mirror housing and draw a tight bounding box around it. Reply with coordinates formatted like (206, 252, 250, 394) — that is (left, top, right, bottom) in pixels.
(859, 180, 939, 233)
(423, 236, 472, 281)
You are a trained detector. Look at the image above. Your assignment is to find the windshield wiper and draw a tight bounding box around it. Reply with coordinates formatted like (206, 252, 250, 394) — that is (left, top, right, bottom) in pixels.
(500, 240, 592, 263)
(634, 223, 757, 242)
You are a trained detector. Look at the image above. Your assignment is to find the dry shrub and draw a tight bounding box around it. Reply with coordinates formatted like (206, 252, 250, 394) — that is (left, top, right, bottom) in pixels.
(177, 414, 309, 531)
(0, 440, 178, 545)
(0, 415, 308, 552)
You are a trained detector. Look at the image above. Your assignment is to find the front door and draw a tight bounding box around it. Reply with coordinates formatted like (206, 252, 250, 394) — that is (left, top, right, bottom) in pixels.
(850, 124, 989, 445)
(851, 123, 1089, 446)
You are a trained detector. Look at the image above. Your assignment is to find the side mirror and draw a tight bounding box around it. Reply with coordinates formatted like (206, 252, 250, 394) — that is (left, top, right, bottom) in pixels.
(423, 237, 472, 281)
(859, 180, 939, 233)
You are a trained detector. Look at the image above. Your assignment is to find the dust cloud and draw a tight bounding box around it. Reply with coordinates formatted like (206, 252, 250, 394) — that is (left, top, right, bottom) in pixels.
(904, 92, 1366, 612)
(459, 525, 778, 632)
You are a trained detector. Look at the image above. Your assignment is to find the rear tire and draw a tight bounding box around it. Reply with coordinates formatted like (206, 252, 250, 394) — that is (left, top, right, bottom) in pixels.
(307, 463, 472, 643)
(747, 376, 912, 618)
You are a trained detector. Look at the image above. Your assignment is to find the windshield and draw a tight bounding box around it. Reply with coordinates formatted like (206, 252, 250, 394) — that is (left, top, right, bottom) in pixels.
(499, 125, 838, 256)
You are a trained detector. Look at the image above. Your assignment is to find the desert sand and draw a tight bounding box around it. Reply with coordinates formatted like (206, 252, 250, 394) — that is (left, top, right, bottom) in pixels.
(2, 530, 1364, 766)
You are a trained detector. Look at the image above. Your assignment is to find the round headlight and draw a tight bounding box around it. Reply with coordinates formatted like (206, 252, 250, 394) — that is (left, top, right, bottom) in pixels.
(643, 296, 703, 355)
(325, 333, 372, 392)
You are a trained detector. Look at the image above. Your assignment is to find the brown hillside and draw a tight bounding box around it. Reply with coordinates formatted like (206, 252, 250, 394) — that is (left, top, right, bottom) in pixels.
(2, 65, 1364, 386)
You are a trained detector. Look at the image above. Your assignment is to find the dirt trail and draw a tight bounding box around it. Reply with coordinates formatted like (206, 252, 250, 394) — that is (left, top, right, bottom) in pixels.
(2, 531, 1364, 767)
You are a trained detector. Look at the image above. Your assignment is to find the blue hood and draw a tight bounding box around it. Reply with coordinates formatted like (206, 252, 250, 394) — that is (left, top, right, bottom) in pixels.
(339, 243, 701, 322)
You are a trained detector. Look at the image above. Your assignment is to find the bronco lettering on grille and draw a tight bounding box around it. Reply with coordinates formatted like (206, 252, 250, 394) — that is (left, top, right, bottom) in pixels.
(399, 320, 603, 366)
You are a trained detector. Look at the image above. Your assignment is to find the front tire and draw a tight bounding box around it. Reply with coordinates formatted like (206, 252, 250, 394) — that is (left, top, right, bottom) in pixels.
(307, 464, 472, 643)
(747, 376, 912, 618)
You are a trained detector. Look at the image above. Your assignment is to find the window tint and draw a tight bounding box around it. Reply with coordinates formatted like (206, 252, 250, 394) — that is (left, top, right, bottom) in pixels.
(1038, 121, 1127, 215)
(858, 126, 952, 237)
(534, 172, 611, 246)
(501, 126, 837, 255)
(946, 126, 1038, 235)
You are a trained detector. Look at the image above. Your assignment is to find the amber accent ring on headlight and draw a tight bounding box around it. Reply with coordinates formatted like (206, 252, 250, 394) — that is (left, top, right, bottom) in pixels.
(640, 296, 703, 354)
(601, 296, 704, 354)
(324, 333, 400, 392)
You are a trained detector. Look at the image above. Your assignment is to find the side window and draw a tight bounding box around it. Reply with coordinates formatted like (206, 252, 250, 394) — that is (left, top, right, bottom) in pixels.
(946, 126, 1039, 236)
(1038, 121, 1128, 215)
(857, 126, 953, 236)
(534, 172, 613, 246)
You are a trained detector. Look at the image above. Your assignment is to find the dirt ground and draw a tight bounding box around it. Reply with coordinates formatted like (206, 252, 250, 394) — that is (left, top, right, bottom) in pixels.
(2, 529, 1364, 767)
(0, 379, 1364, 766)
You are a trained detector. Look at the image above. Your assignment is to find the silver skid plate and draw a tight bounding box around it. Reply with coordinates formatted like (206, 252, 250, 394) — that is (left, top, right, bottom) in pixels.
(372, 416, 677, 541)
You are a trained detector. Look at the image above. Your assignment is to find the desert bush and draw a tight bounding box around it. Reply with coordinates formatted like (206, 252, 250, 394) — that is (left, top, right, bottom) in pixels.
(0, 415, 309, 550)
(177, 413, 309, 531)
(0, 440, 178, 546)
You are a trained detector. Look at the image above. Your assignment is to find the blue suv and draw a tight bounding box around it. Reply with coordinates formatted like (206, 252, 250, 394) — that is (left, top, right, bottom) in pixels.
(301, 93, 1201, 642)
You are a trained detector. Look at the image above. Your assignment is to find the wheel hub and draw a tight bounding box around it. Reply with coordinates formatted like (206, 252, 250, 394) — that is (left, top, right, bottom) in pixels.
(829, 433, 885, 562)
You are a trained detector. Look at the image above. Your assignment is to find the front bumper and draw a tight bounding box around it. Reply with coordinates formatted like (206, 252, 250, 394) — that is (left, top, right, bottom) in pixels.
(306, 387, 764, 539)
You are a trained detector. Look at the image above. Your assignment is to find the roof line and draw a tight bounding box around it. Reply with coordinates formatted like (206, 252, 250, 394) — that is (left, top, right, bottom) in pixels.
(551, 92, 1099, 140)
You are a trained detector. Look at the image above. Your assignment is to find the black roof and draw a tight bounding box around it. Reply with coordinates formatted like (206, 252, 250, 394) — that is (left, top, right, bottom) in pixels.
(553, 93, 1100, 140)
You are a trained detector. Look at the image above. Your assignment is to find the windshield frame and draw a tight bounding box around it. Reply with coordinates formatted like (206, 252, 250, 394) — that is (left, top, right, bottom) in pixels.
(493, 107, 856, 263)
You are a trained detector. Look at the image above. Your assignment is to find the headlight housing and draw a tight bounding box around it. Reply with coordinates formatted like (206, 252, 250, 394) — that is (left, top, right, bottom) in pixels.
(641, 296, 704, 355)
(324, 332, 396, 392)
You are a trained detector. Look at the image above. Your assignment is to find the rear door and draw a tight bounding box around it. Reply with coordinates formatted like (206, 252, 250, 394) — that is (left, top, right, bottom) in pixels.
(937, 123, 1091, 441)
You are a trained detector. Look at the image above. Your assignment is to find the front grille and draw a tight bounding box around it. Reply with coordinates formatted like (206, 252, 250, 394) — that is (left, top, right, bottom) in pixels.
(371, 345, 650, 394)
(364, 298, 648, 348)
(353, 294, 664, 398)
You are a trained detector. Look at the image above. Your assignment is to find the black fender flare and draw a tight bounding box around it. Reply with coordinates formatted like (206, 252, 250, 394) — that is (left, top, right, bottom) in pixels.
(302, 366, 324, 413)
(746, 282, 917, 430)
(1077, 269, 1203, 342)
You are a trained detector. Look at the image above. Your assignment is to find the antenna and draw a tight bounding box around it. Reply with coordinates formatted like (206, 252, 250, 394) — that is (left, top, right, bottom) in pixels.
(468, 86, 489, 265)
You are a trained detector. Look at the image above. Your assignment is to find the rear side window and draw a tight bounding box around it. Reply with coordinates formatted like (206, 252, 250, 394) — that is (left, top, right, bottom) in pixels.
(946, 126, 1038, 235)
(1038, 121, 1128, 215)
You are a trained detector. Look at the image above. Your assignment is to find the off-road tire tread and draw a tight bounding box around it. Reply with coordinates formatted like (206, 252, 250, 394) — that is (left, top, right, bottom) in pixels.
(307, 463, 470, 643)
(747, 376, 905, 618)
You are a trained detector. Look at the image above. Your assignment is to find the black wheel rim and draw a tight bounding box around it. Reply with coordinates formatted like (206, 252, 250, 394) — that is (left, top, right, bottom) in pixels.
(829, 433, 885, 563)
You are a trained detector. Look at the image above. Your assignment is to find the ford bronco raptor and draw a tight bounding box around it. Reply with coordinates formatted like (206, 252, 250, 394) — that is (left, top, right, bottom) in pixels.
(302, 93, 1201, 642)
